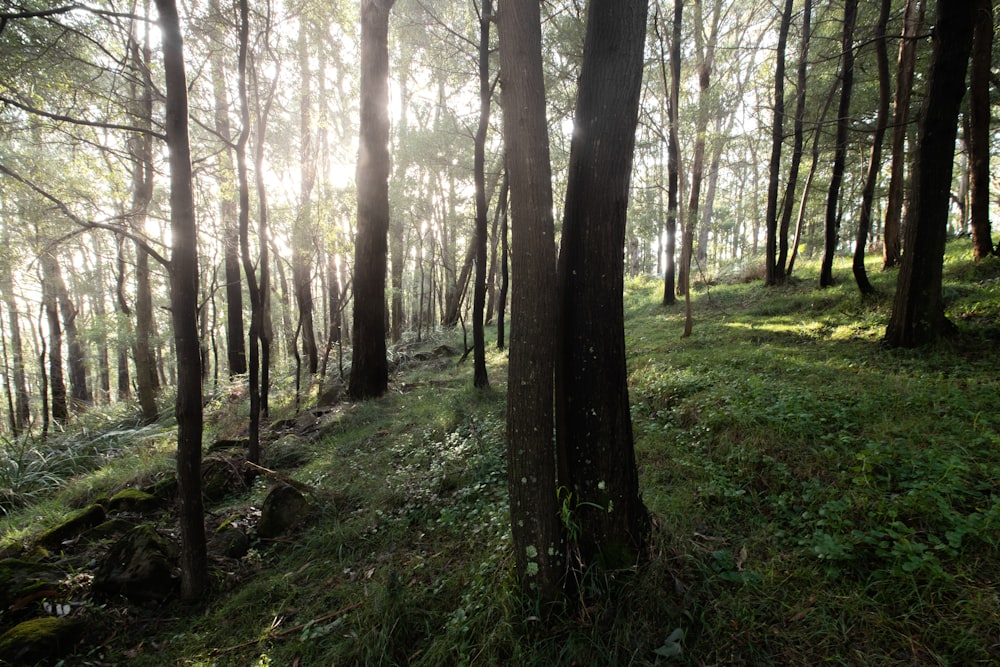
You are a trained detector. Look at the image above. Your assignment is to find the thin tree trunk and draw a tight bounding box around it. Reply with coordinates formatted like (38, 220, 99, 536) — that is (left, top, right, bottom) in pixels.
(662, 0, 681, 305)
(969, 0, 994, 259)
(293, 22, 319, 374)
(820, 0, 858, 288)
(472, 0, 492, 390)
(883, 0, 925, 269)
(779, 0, 812, 278)
(154, 0, 207, 602)
(495, 174, 509, 350)
(41, 254, 68, 423)
(852, 0, 890, 296)
(765, 0, 794, 286)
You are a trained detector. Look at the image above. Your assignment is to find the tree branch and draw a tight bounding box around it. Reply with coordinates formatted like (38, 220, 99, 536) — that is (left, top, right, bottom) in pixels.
(0, 95, 167, 141)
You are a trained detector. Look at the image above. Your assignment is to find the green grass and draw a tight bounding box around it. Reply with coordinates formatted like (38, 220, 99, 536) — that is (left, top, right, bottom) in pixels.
(2, 243, 999, 665)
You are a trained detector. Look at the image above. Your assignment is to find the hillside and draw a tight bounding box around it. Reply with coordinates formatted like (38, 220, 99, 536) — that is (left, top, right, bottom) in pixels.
(1, 248, 999, 666)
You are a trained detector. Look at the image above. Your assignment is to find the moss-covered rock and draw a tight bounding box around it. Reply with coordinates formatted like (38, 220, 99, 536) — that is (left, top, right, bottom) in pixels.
(257, 484, 313, 539)
(208, 521, 250, 559)
(202, 454, 248, 502)
(93, 525, 178, 602)
(0, 617, 83, 665)
(0, 559, 64, 613)
(107, 488, 159, 513)
(143, 475, 178, 502)
(35, 505, 107, 549)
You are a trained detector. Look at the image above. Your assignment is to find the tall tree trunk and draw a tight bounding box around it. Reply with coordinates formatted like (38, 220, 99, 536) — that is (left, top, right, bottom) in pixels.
(969, 0, 994, 259)
(472, 0, 492, 390)
(349, 0, 395, 400)
(253, 62, 276, 421)
(497, 0, 562, 602)
(886, 2, 976, 347)
(41, 253, 68, 423)
(53, 258, 90, 409)
(495, 175, 509, 350)
(208, 0, 247, 377)
(114, 233, 131, 401)
(91, 236, 111, 403)
(154, 0, 207, 602)
(779, 0, 812, 277)
(883, 0, 925, 269)
(662, 0, 682, 306)
(556, 0, 650, 575)
(293, 22, 319, 374)
(765, 0, 794, 286)
(485, 170, 509, 326)
(820, 0, 857, 288)
(852, 0, 890, 296)
(1, 225, 29, 433)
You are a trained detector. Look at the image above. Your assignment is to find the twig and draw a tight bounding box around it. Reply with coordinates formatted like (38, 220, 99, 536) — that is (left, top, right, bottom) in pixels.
(244, 461, 317, 498)
(210, 602, 362, 656)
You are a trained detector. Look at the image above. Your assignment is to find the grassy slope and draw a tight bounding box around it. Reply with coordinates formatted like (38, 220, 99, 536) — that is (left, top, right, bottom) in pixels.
(2, 245, 999, 666)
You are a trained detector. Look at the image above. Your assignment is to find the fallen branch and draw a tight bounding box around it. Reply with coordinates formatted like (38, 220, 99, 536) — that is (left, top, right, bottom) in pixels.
(210, 601, 362, 656)
(244, 461, 318, 498)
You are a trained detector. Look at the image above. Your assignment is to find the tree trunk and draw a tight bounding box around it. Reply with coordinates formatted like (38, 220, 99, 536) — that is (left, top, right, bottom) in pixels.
(765, 0, 794, 286)
(883, 0, 925, 269)
(662, 0, 682, 306)
(820, 0, 857, 288)
(496, 175, 509, 350)
(497, 0, 563, 602)
(349, 0, 395, 400)
(472, 0, 492, 390)
(886, 2, 976, 347)
(208, 2, 247, 378)
(0, 225, 30, 433)
(41, 253, 68, 423)
(969, 0, 994, 259)
(778, 0, 811, 278)
(293, 22, 319, 374)
(852, 0, 890, 296)
(154, 0, 207, 602)
(556, 0, 650, 575)
(54, 259, 90, 410)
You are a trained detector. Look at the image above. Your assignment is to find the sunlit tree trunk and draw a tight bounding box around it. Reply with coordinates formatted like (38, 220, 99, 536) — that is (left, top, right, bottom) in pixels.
(293, 22, 319, 374)
(662, 0, 681, 306)
(969, 0, 994, 259)
(778, 0, 811, 277)
(1, 223, 29, 434)
(497, 0, 562, 602)
(886, 2, 976, 347)
(556, 0, 650, 575)
(154, 0, 207, 601)
(765, 0, 793, 286)
(40, 251, 68, 423)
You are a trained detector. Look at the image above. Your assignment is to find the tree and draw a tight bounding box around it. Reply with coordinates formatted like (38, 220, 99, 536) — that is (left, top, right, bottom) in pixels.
(661, 0, 682, 306)
(764, 0, 794, 286)
(556, 0, 650, 574)
(154, 0, 207, 601)
(883, 0, 925, 269)
(886, 2, 977, 348)
(497, 0, 563, 602)
(819, 0, 857, 288)
(349, 0, 396, 401)
(851, 0, 891, 296)
(969, 0, 994, 260)
(472, 0, 493, 390)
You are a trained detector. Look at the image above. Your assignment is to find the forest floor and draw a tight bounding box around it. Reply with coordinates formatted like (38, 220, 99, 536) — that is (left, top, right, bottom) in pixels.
(2, 244, 1000, 666)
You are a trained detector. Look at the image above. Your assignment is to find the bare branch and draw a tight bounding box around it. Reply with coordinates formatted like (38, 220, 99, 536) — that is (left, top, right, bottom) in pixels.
(0, 95, 167, 141)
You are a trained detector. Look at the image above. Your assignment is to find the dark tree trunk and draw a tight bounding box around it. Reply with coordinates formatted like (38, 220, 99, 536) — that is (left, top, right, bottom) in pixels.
(556, 0, 650, 574)
(852, 0, 890, 296)
(349, 0, 395, 400)
(495, 175, 509, 351)
(56, 264, 90, 410)
(660, 0, 682, 306)
(820, 0, 857, 288)
(886, 2, 976, 347)
(778, 0, 811, 279)
(154, 0, 207, 602)
(41, 254, 68, 423)
(472, 0, 492, 390)
(765, 0, 793, 286)
(883, 0, 925, 269)
(497, 0, 562, 602)
(293, 24, 319, 374)
(208, 5, 247, 377)
(1, 226, 29, 433)
(114, 233, 131, 401)
(969, 0, 994, 259)
(485, 170, 508, 326)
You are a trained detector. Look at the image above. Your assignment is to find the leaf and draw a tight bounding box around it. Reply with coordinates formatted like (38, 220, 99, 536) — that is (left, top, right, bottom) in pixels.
(653, 627, 685, 659)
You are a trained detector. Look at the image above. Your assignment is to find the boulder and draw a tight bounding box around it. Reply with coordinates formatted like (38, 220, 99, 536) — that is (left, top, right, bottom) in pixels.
(36, 504, 107, 548)
(208, 519, 250, 559)
(93, 525, 178, 603)
(107, 488, 159, 513)
(202, 454, 249, 502)
(0, 617, 83, 665)
(0, 559, 64, 614)
(257, 484, 313, 539)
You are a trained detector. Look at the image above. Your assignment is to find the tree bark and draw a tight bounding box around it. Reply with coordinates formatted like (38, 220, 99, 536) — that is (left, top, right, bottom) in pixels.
(765, 0, 794, 286)
(820, 0, 857, 288)
(883, 0, 925, 269)
(852, 0, 890, 296)
(349, 0, 395, 400)
(293, 22, 319, 374)
(472, 0, 492, 390)
(662, 0, 682, 306)
(41, 252, 68, 423)
(497, 0, 562, 602)
(969, 0, 994, 259)
(886, 2, 976, 347)
(778, 0, 811, 278)
(0, 224, 30, 433)
(154, 0, 207, 602)
(556, 0, 650, 574)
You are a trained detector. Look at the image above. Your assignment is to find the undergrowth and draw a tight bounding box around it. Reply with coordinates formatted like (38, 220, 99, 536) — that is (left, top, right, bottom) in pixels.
(1, 244, 998, 665)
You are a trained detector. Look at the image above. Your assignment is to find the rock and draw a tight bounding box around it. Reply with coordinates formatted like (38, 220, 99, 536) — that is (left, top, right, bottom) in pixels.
(202, 454, 249, 502)
(93, 525, 178, 603)
(36, 505, 107, 548)
(83, 518, 137, 542)
(0, 559, 65, 614)
(257, 484, 313, 539)
(208, 438, 249, 453)
(0, 617, 84, 665)
(208, 521, 250, 559)
(107, 488, 159, 513)
(143, 475, 178, 503)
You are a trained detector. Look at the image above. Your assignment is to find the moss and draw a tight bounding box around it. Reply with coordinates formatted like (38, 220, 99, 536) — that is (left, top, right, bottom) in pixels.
(0, 559, 64, 611)
(35, 504, 106, 548)
(107, 488, 159, 513)
(0, 617, 83, 665)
